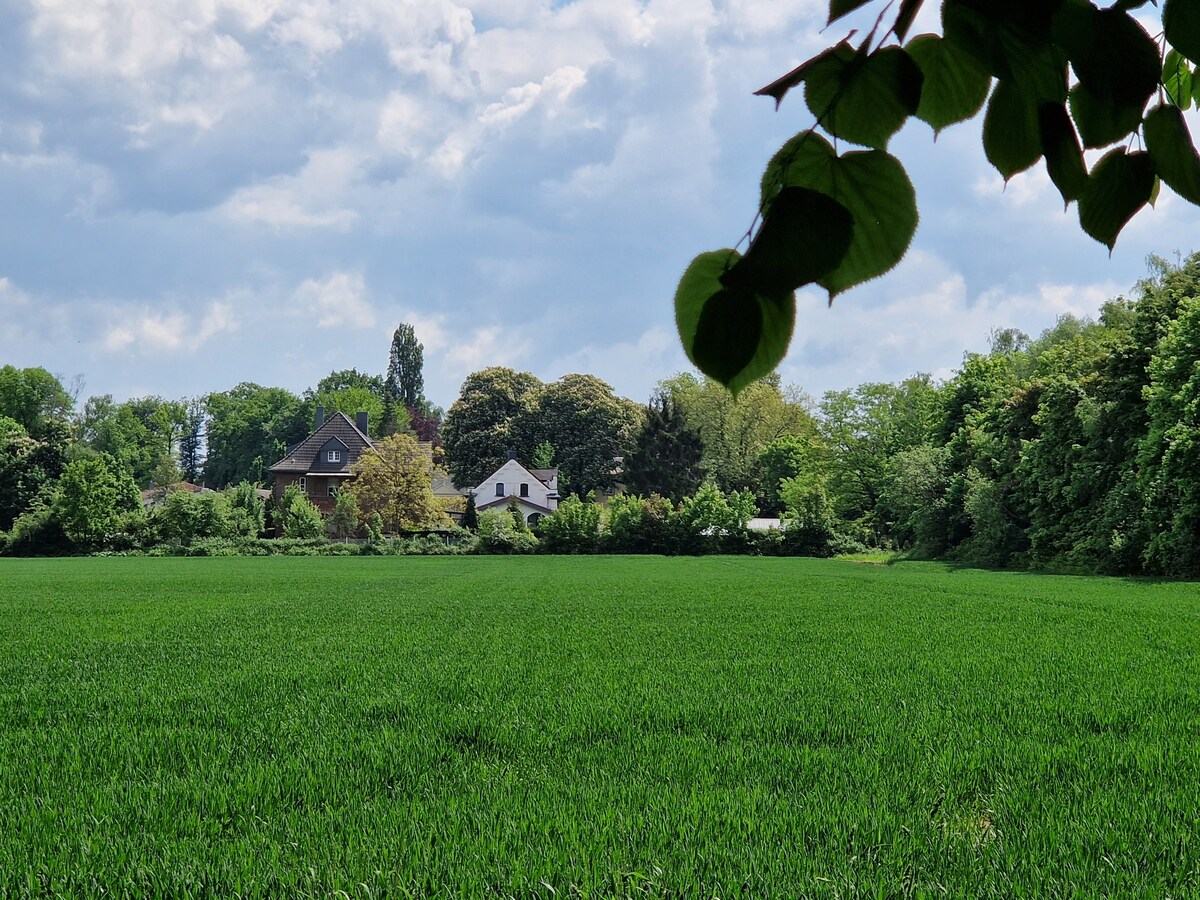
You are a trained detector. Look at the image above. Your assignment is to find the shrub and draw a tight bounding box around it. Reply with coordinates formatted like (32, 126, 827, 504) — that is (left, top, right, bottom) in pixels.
(475, 508, 537, 554)
(538, 496, 601, 554)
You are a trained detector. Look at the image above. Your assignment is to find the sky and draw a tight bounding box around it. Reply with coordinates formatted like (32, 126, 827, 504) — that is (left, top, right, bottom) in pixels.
(1, 0, 1198, 412)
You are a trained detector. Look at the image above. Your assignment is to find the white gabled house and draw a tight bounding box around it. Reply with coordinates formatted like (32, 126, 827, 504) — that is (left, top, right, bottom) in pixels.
(472, 453, 559, 526)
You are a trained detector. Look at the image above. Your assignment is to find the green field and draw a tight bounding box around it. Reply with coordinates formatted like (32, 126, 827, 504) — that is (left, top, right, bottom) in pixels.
(2, 557, 1199, 897)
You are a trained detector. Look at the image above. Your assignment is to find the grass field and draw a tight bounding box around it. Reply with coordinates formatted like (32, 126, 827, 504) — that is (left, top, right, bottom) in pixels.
(2, 556, 1199, 897)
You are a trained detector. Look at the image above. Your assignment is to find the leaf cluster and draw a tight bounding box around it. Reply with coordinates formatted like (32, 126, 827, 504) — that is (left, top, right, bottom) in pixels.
(678, 0, 1200, 392)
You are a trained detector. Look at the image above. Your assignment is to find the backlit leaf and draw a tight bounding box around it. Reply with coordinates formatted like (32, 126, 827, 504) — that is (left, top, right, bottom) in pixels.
(1163, 50, 1194, 110)
(763, 133, 918, 300)
(906, 33, 992, 135)
(675, 250, 796, 395)
(723, 187, 854, 296)
(1165, 0, 1200, 67)
(893, 0, 926, 42)
(1077, 148, 1156, 251)
(1068, 83, 1143, 148)
(983, 79, 1042, 179)
(1039, 102, 1088, 205)
(804, 46, 924, 149)
(1056, 5, 1158, 109)
(1143, 104, 1200, 206)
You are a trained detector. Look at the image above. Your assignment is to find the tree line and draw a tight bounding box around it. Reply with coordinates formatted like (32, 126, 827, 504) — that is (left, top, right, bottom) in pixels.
(7, 253, 1200, 572)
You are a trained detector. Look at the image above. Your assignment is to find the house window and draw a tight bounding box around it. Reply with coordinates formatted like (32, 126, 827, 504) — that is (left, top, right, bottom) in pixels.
(328, 483, 338, 497)
(496, 483, 505, 497)
(328, 450, 341, 463)
(298, 477, 307, 494)
(520, 483, 529, 497)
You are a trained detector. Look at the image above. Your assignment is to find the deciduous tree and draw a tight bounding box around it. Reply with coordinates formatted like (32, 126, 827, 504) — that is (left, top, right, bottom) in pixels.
(348, 433, 448, 533)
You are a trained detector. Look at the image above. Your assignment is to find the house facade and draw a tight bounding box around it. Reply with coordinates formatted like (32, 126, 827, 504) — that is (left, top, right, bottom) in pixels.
(267, 407, 373, 515)
(472, 456, 559, 526)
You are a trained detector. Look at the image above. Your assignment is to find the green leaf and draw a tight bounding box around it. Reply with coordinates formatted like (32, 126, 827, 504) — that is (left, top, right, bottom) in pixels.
(1068, 83, 1144, 148)
(829, 0, 873, 26)
(804, 46, 924, 149)
(983, 79, 1042, 179)
(1055, 6, 1158, 109)
(943, 1, 1066, 99)
(763, 133, 918, 300)
(1077, 148, 1156, 251)
(675, 251, 796, 395)
(1143, 104, 1200, 206)
(1163, 49, 1194, 110)
(1165, 0, 1200, 68)
(1039, 102, 1088, 205)
(723, 187, 854, 296)
(906, 33, 992, 135)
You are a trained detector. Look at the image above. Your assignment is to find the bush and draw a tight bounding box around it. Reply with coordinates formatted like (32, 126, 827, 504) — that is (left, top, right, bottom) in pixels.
(475, 509, 537, 554)
(538, 496, 601, 554)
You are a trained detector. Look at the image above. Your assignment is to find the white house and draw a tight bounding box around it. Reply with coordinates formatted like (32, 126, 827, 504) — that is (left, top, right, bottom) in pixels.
(472, 455, 560, 526)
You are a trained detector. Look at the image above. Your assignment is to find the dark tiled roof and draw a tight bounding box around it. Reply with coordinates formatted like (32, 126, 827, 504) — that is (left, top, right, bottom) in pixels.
(267, 412, 373, 475)
(529, 468, 558, 486)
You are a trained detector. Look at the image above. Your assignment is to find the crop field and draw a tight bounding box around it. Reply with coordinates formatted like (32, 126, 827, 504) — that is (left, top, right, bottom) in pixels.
(2, 556, 1199, 897)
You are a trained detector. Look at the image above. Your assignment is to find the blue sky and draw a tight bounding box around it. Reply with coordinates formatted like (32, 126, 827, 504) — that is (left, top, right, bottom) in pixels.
(1, 0, 1197, 411)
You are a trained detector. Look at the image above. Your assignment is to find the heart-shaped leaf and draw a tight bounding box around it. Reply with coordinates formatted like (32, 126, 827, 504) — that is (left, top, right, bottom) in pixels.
(1163, 49, 1194, 111)
(804, 46, 924, 149)
(1056, 5, 1158, 110)
(676, 250, 796, 395)
(906, 33, 992, 135)
(1077, 148, 1156, 251)
(1039, 101, 1088, 205)
(724, 187, 854, 296)
(1068, 82, 1144, 148)
(762, 132, 918, 300)
(983, 79, 1042, 180)
(1144, 104, 1200, 206)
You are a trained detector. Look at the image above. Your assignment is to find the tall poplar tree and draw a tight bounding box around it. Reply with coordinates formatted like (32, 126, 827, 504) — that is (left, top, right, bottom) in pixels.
(386, 323, 426, 410)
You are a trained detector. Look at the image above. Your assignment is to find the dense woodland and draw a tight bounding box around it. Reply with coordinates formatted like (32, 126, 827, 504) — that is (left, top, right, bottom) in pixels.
(5, 254, 1200, 573)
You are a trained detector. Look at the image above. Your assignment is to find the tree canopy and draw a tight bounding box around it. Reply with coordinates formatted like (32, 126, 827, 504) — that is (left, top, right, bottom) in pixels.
(676, 0, 1200, 392)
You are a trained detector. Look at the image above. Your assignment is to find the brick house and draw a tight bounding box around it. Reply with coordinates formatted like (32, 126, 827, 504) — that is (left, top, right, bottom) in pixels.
(267, 407, 373, 515)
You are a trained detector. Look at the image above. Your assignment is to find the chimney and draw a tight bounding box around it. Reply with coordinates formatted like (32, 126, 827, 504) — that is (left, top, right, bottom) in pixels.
(507, 449, 518, 461)
(315, 405, 325, 429)
(356, 411, 369, 435)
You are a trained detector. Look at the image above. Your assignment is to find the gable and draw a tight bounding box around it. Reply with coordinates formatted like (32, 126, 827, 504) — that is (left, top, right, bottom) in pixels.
(267, 411, 373, 475)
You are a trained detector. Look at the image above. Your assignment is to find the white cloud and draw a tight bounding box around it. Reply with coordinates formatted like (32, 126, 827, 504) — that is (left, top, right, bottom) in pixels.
(292, 272, 376, 328)
(545, 326, 688, 400)
(442, 323, 531, 375)
(101, 298, 240, 355)
(220, 148, 361, 228)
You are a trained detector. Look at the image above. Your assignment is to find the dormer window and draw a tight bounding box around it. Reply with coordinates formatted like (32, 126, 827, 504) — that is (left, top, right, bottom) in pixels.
(520, 483, 529, 497)
(496, 483, 505, 497)
(328, 450, 341, 463)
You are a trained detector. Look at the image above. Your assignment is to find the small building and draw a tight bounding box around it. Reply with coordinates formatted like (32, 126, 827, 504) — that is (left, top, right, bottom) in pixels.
(267, 407, 373, 516)
(471, 453, 560, 527)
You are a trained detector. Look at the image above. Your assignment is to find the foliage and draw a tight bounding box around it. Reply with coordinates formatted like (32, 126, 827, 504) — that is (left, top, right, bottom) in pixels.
(0, 366, 73, 438)
(778, 473, 840, 557)
(53, 454, 142, 547)
(278, 484, 324, 540)
(385, 323, 427, 410)
(532, 440, 555, 470)
(461, 492, 478, 531)
(156, 490, 234, 545)
(537, 495, 602, 554)
(474, 507, 538, 554)
(661, 373, 817, 495)
(326, 487, 361, 539)
(348, 433, 448, 533)
(756, 434, 821, 516)
(442, 367, 544, 488)
(677, 0, 1200, 391)
(204, 383, 306, 487)
(677, 481, 757, 553)
(0, 420, 68, 531)
(622, 392, 704, 503)
(524, 374, 641, 498)
(76, 394, 188, 487)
